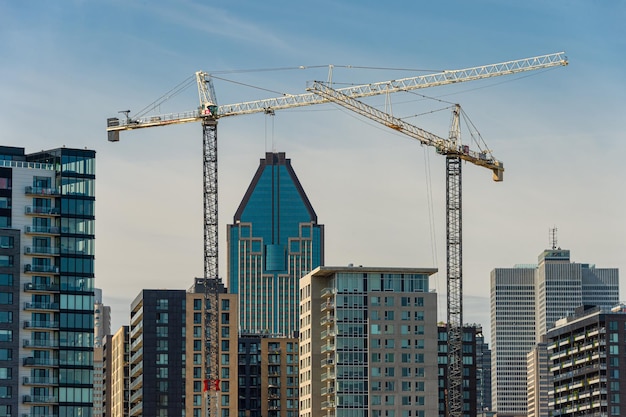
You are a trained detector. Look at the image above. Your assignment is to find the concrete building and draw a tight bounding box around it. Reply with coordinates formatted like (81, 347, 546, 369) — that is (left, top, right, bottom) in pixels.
(547, 304, 626, 417)
(227, 152, 324, 336)
(299, 266, 438, 417)
(0, 146, 96, 417)
(475, 328, 492, 414)
(107, 326, 129, 417)
(490, 247, 619, 416)
(93, 289, 111, 417)
(526, 341, 550, 417)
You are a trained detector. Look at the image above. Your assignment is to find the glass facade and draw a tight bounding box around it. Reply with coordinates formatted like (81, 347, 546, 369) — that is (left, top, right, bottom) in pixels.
(228, 152, 323, 336)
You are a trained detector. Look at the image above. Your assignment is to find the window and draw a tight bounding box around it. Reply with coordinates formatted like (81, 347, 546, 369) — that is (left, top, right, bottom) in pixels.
(221, 354, 229, 365)
(0, 236, 12, 248)
(157, 299, 169, 310)
(221, 299, 230, 311)
(0, 293, 11, 305)
(157, 354, 168, 365)
(0, 274, 11, 287)
(0, 368, 11, 380)
(0, 257, 12, 268)
(0, 349, 11, 360)
(0, 312, 11, 324)
(194, 299, 202, 310)
(194, 312, 202, 324)
(156, 313, 168, 324)
(156, 326, 168, 337)
(0, 386, 11, 399)
(384, 311, 394, 320)
(157, 340, 168, 351)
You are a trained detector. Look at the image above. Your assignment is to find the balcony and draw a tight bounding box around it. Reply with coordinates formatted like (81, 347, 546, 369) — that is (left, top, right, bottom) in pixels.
(130, 306, 143, 326)
(321, 343, 336, 353)
(321, 371, 336, 382)
(25, 186, 60, 197)
(321, 329, 336, 340)
(129, 374, 143, 391)
(321, 401, 335, 410)
(23, 339, 59, 349)
(321, 301, 335, 312)
(130, 334, 143, 351)
(320, 386, 335, 396)
(22, 395, 59, 404)
(321, 357, 334, 367)
(24, 264, 59, 275)
(24, 246, 60, 256)
(22, 376, 59, 385)
(24, 302, 60, 312)
(129, 401, 143, 417)
(321, 287, 336, 298)
(23, 357, 59, 367)
(23, 321, 60, 330)
(23, 226, 60, 236)
(130, 361, 143, 378)
(130, 388, 142, 403)
(130, 348, 143, 365)
(25, 206, 60, 216)
(23, 282, 59, 293)
(320, 315, 335, 326)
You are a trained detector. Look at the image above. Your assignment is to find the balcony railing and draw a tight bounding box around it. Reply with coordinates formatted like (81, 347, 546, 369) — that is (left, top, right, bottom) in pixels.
(25, 186, 60, 196)
(22, 395, 59, 404)
(24, 302, 60, 311)
(24, 246, 60, 256)
(23, 283, 60, 292)
(129, 375, 143, 391)
(24, 226, 61, 235)
(23, 357, 59, 367)
(24, 265, 59, 274)
(22, 376, 59, 385)
(25, 206, 60, 216)
(23, 321, 60, 330)
(23, 339, 59, 348)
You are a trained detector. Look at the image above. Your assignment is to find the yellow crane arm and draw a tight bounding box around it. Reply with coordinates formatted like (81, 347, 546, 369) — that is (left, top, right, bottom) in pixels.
(307, 81, 504, 182)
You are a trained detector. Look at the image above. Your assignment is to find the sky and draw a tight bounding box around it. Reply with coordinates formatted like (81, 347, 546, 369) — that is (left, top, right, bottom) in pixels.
(1, 1, 625, 341)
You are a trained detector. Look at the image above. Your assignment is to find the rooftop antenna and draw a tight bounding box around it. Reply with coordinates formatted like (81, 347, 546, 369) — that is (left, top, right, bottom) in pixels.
(549, 227, 558, 250)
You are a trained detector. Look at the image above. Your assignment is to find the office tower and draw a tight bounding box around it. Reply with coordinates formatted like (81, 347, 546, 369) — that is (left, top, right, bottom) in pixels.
(526, 340, 549, 417)
(437, 325, 479, 417)
(0, 146, 96, 417)
(299, 266, 438, 417)
(547, 304, 626, 416)
(107, 326, 129, 417)
(227, 152, 324, 336)
(490, 247, 619, 416)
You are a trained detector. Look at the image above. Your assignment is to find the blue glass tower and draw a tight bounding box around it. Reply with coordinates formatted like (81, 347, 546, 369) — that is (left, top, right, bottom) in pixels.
(227, 152, 323, 337)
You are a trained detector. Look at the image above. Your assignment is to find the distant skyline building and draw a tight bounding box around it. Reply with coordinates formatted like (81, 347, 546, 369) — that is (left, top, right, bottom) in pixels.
(227, 152, 324, 336)
(490, 247, 619, 416)
(0, 146, 96, 417)
(299, 266, 439, 417)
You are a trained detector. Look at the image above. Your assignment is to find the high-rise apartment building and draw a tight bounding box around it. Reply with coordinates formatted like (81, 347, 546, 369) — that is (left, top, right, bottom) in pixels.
(106, 326, 129, 417)
(490, 247, 618, 416)
(547, 304, 626, 417)
(475, 328, 492, 414)
(93, 289, 111, 417)
(299, 266, 439, 417)
(0, 146, 96, 417)
(227, 152, 324, 336)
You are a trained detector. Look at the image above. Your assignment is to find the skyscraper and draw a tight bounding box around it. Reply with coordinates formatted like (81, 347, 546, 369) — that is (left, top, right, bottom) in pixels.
(227, 152, 324, 336)
(0, 146, 96, 417)
(490, 247, 619, 416)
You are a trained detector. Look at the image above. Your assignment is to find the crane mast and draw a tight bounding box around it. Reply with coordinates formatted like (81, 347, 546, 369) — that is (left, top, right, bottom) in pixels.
(106, 52, 566, 417)
(307, 82, 499, 417)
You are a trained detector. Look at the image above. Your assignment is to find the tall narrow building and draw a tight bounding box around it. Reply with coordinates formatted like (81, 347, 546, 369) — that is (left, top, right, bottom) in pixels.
(490, 247, 619, 416)
(227, 152, 324, 336)
(0, 146, 96, 417)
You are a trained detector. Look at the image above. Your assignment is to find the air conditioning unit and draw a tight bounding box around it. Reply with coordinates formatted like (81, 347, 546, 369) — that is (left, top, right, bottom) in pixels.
(25, 206, 32, 214)
(25, 247, 31, 254)
(25, 226, 31, 233)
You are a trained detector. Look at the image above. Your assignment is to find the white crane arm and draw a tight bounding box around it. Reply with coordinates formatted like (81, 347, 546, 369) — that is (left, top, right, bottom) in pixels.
(307, 81, 504, 182)
(107, 52, 567, 137)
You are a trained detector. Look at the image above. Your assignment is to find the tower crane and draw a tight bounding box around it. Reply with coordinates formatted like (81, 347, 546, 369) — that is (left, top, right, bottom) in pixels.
(307, 82, 501, 417)
(106, 51, 567, 417)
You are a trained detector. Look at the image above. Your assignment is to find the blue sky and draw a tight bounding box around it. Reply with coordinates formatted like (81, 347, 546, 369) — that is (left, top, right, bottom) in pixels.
(1, 1, 625, 337)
